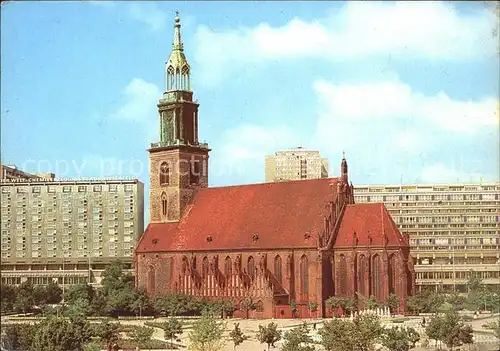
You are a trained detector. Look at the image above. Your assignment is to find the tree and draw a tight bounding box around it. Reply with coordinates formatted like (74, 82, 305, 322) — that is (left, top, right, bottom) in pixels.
(488, 318, 500, 340)
(381, 326, 420, 351)
(320, 318, 357, 351)
(1, 324, 35, 351)
(33, 284, 48, 307)
(466, 271, 483, 293)
(155, 292, 192, 316)
(365, 295, 379, 310)
(290, 300, 298, 318)
(240, 297, 256, 319)
(405, 295, 421, 314)
(219, 299, 236, 318)
(458, 324, 474, 349)
(65, 283, 95, 306)
(131, 288, 152, 317)
(83, 341, 103, 351)
(320, 314, 382, 351)
(229, 323, 248, 350)
(425, 310, 470, 351)
(163, 317, 183, 348)
(340, 297, 356, 315)
(14, 281, 34, 314)
(188, 312, 227, 351)
(425, 314, 445, 349)
(129, 326, 154, 351)
(31, 316, 93, 351)
(66, 297, 91, 320)
(0, 283, 17, 312)
(96, 319, 120, 351)
(256, 322, 282, 351)
(386, 293, 400, 314)
(353, 313, 383, 351)
(104, 287, 136, 317)
(101, 260, 133, 295)
(325, 296, 342, 313)
(308, 301, 319, 316)
(281, 322, 315, 351)
(45, 281, 63, 304)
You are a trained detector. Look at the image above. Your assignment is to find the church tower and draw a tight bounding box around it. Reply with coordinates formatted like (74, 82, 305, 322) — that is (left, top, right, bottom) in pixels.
(148, 12, 210, 223)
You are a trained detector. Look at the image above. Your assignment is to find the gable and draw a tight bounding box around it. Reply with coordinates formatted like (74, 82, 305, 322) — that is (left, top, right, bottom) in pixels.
(334, 203, 408, 247)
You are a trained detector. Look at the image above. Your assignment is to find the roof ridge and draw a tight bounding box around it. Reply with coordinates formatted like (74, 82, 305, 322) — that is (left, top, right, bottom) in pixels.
(203, 177, 340, 191)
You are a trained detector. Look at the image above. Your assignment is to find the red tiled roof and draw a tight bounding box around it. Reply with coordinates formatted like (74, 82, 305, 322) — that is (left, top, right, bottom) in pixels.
(136, 178, 341, 252)
(334, 203, 408, 247)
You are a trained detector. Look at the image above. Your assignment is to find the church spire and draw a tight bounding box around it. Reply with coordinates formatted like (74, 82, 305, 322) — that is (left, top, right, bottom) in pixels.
(165, 11, 191, 92)
(341, 151, 348, 183)
(173, 10, 183, 52)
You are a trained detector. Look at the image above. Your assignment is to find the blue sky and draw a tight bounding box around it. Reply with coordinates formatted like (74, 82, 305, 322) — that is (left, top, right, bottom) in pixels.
(2, 1, 499, 220)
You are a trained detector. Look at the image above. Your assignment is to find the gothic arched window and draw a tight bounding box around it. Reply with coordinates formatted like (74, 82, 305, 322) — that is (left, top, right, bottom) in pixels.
(388, 254, 398, 295)
(202, 256, 209, 278)
(358, 255, 368, 298)
(256, 300, 264, 312)
(181, 256, 188, 274)
(224, 256, 232, 277)
(161, 192, 168, 217)
(372, 255, 383, 300)
(190, 159, 200, 185)
(300, 255, 309, 296)
(274, 255, 282, 284)
(147, 265, 155, 295)
(247, 256, 255, 280)
(338, 255, 347, 296)
(160, 162, 170, 185)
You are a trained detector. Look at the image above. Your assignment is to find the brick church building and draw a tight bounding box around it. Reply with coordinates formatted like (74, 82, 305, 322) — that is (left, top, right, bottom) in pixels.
(135, 13, 415, 319)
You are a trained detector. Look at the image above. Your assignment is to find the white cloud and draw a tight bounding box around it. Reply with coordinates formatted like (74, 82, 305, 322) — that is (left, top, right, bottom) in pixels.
(313, 78, 499, 134)
(127, 3, 169, 31)
(218, 124, 300, 162)
(109, 78, 161, 142)
(193, 2, 497, 84)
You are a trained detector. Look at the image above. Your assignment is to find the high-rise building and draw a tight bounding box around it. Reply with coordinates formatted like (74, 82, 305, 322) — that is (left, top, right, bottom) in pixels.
(1, 164, 55, 181)
(0, 176, 144, 286)
(353, 183, 500, 291)
(265, 147, 329, 182)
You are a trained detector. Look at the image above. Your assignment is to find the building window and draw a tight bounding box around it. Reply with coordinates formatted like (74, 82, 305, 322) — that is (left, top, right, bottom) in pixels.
(338, 255, 347, 296)
(388, 254, 398, 295)
(224, 256, 232, 277)
(202, 256, 209, 278)
(247, 256, 255, 280)
(358, 254, 368, 298)
(300, 255, 308, 296)
(274, 255, 282, 284)
(372, 255, 383, 301)
(256, 300, 264, 312)
(161, 192, 168, 217)
(160, 162, 170, 185)
(190, 160, 200, 185)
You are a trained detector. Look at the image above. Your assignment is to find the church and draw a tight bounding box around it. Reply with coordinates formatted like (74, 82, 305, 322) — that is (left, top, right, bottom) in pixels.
(134, 13, 415, 319)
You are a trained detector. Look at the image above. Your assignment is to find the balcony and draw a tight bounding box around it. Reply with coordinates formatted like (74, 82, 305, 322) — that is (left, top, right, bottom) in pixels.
(150, 140, 209, 149)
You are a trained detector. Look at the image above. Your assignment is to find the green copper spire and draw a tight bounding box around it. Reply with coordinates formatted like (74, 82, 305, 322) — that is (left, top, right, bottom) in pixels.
(165, 11, 191, 92)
